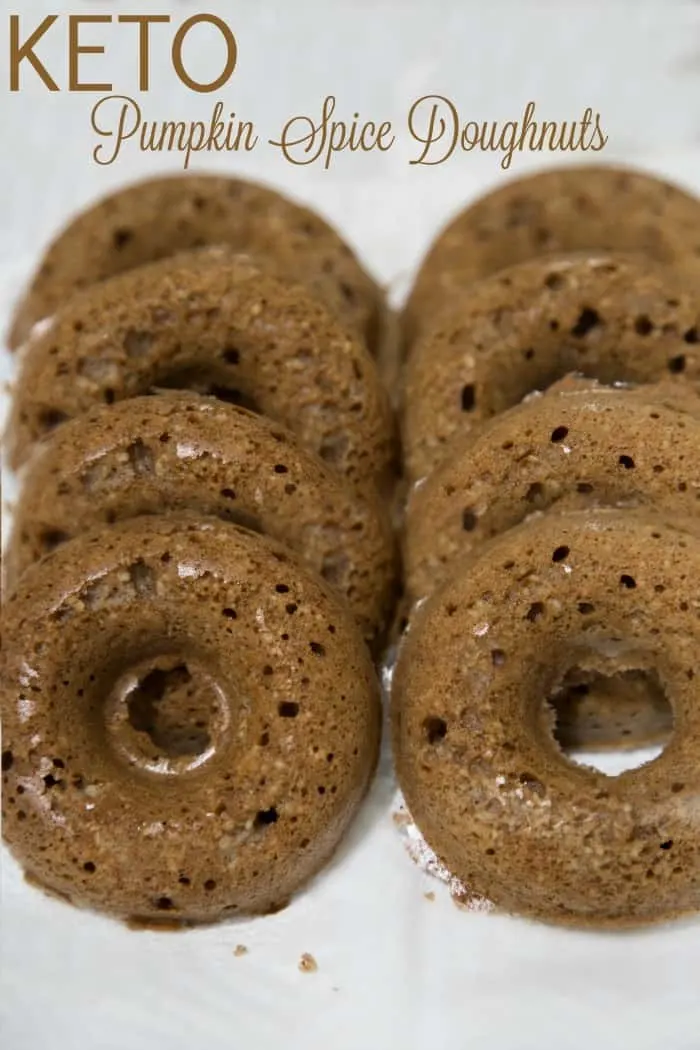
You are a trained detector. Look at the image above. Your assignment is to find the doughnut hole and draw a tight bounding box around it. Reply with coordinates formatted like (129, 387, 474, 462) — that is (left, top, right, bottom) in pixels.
(105, 654, 231, 775)
(545, 664, 674, 774)
(148, 367, 262, 416)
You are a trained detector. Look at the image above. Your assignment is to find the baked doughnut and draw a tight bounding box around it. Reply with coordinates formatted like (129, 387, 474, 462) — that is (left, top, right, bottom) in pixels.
(403, 253, 700, 479)
(9, 173, 382, 352)
(403, 377, 700, 748)
(405, 378, 700, 603)
(393, 509, 700, 926)
(7, 248, 396, 501)
(1, 516, 380, 924)
(404, 165, 700, 340)
(5, 393, 396, 648)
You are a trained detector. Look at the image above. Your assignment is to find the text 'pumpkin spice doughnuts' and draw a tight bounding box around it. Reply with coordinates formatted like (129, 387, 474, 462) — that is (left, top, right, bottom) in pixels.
(402, 253, 700, 480)
(5, 393, 396, 649)
(393, 510, 700, 927)
(1, 517, 381, 924)
(9, 173, 383, 353)
(7, 247, 396, 501)
(404, 165, 700, 341)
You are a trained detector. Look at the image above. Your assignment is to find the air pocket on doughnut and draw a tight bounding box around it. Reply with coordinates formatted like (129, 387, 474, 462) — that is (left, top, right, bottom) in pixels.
(1, 517, 380, 924)
(7, 248, 396, 501)
(5, 393, 396, 650)
(393, 509, 700, 927)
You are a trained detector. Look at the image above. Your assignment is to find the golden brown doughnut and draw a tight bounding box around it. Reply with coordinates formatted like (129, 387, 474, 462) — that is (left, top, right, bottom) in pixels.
(393, 510, 700, 927)
(7, 248, 396, 501)
(1, 516, 381, 924)
(402, 376, 700, 748)
(402, 253, 700, 479)
(6, 393, 397, 649)
(9, 174, 382, 353)
(404, 165, 700, 341)
(404, 378, 700, 604)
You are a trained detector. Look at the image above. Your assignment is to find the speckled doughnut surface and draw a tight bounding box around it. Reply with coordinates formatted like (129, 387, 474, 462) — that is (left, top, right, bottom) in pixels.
(405, 378, 700, 604)
(403, 377, 700, 749)
(9, 173, 382, 352)
(1, 516, 381, 924)
(404, 165, 700, 340)
(402, 253, 700, 479)
(6, 393, 397, 648)
(393, 510, 700, 927)
(7, 248, 396, 501)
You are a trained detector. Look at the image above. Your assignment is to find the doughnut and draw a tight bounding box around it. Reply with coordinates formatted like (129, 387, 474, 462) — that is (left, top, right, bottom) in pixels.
(5, 393, 397, 648)
(7, 247, 396, 501)
(9, 173, 382, 352)
(403, 377, 700, 749)
(393, 509, 700, 926)
(1, 516, 381, 924)
(404, 165, 700, 340)
(402, 253, 700, 479)
(405, 378, 700, 603)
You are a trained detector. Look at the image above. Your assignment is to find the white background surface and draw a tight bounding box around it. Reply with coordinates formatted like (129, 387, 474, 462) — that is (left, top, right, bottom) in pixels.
(2, 3, 700, 1048)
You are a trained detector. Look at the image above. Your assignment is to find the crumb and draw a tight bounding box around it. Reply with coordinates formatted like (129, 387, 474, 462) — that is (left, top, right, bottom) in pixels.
(394, 794, 492, 909)
(452, 888, 493, 913)
(424, 891, 435, 902)
(233, 944, 248, 957)
(332, 986, 340, 992)
(298, 952, 318, 973)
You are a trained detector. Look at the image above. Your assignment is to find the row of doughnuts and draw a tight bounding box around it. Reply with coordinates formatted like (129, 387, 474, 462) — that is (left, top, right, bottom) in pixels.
(393, 166, 700, 925)
(1, 176, 397, 924)
(5, 164, 700, 930)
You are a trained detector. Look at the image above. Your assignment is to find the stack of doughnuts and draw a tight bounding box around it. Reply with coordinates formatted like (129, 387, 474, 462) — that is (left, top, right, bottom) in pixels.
(393, 166, 700, 926)
(1, 175, 398, 924)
